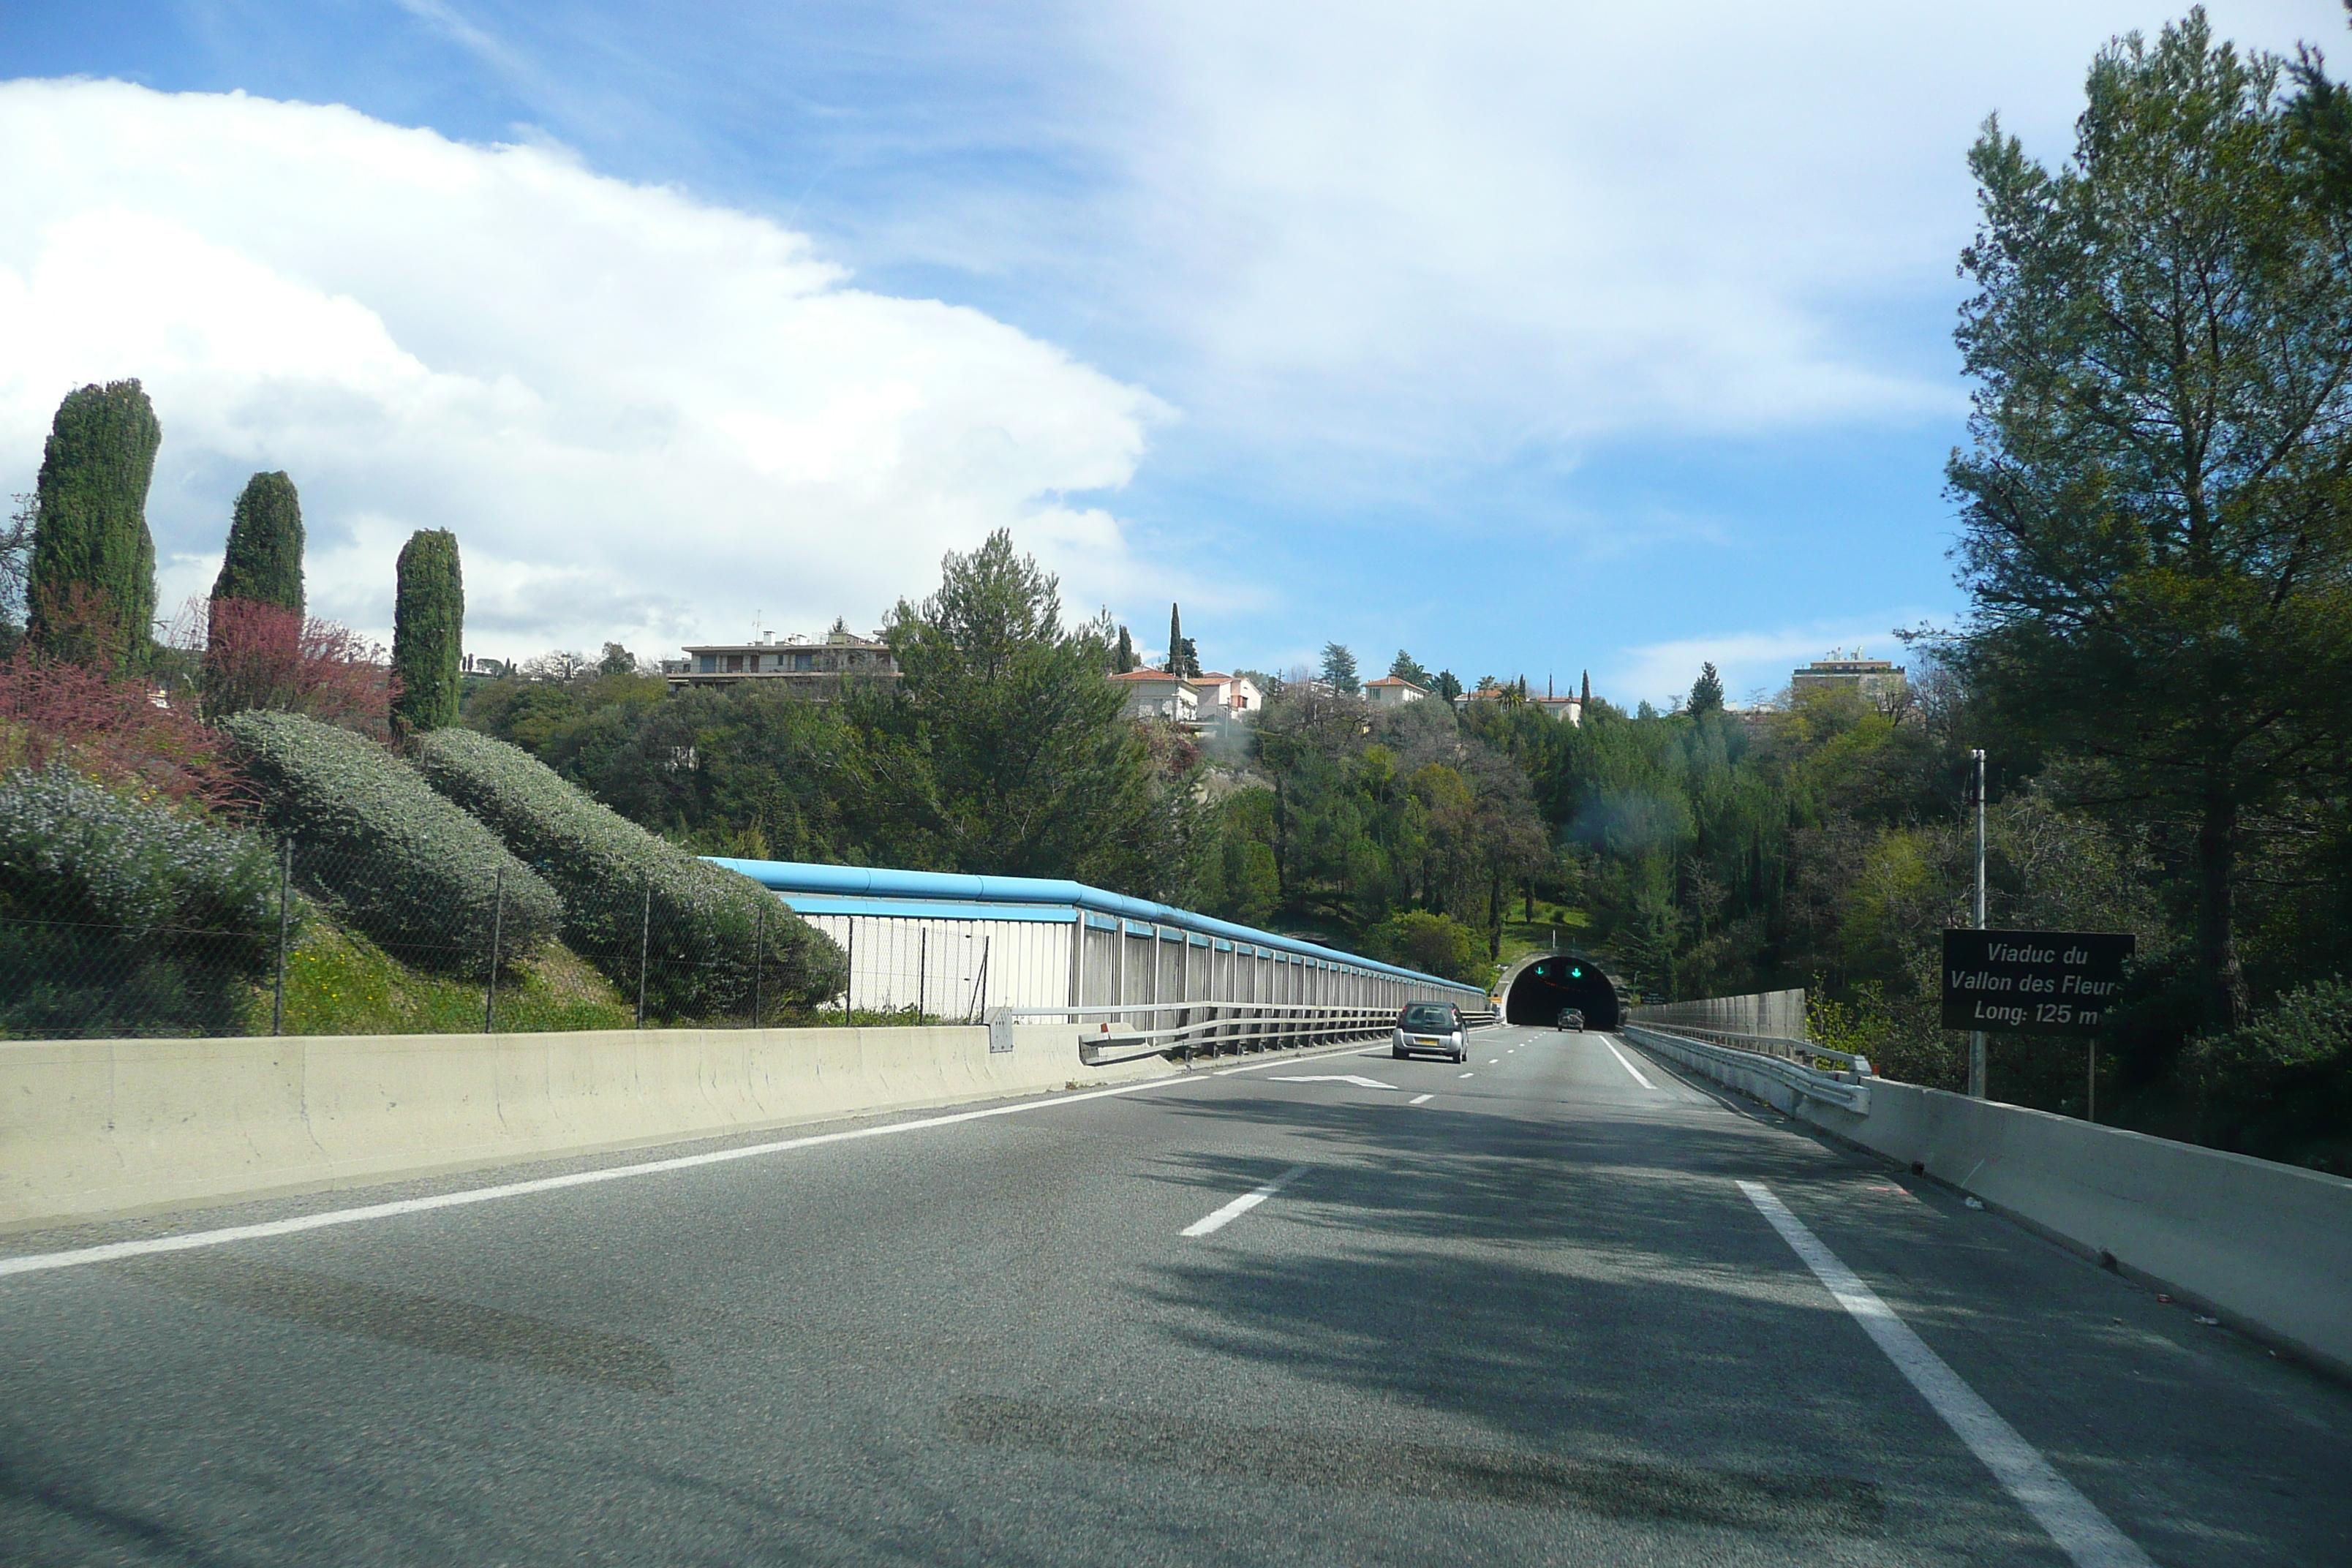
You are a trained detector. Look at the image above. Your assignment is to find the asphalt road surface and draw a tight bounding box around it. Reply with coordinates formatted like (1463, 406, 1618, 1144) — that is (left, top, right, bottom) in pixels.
(5, 1025, 2349, 1567)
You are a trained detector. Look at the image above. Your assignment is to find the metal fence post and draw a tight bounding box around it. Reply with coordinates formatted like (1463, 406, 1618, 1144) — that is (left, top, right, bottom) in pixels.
(483, 863, 506, 1033)
(916, 929, 927, 1019)
(751, 903, 765, 1030)
(271, 840, 293, 1037)
(636, 879, 652, 1029)
(1968, 747, 1988, 1099)
(843, 919, 856, 1020)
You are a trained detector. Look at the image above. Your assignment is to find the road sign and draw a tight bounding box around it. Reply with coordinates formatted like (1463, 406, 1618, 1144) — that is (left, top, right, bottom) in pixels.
(1940, 930, 2136, 1035)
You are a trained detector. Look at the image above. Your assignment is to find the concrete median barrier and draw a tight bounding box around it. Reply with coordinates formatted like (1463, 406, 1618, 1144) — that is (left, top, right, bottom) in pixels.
(0, 1022, 1186, 1235)
(1624, 1023, 2352, 1382)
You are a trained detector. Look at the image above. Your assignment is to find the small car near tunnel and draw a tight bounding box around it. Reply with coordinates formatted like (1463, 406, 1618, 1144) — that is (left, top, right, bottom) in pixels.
(1556, 1007, 1584, 1031)
(1393, 1003, 1468, 1063)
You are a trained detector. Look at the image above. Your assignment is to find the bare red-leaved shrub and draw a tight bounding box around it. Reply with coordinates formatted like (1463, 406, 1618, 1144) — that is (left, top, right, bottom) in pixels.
(168, 597, 398, 739)
(0, 650, 245, 810)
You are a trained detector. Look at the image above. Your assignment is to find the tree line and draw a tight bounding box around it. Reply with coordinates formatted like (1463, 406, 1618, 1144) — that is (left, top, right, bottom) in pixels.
(2, 378, 467, 738)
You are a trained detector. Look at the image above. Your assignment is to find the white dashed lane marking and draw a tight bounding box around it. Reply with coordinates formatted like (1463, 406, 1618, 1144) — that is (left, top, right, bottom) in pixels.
(1182, 1165, 1312, 1238)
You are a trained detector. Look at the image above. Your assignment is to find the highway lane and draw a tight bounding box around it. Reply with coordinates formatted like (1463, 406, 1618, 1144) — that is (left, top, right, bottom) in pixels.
(3, 1025, 2348, 1566)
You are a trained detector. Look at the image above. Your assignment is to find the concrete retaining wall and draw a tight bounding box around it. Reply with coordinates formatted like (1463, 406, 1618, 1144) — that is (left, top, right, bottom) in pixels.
(1624, 1023, 2352, 1382)
(0, 1023, 1192, 1235)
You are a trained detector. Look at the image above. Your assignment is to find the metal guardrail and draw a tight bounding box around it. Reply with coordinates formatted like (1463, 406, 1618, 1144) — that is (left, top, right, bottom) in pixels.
(998, 1000, 1499, 1066)
(1620, 1022, 1873, 1112)
(1629, 1022, 1872, 1081)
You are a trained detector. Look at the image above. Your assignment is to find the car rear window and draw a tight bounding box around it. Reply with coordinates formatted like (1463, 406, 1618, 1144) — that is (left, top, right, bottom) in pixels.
(1401, 1005, 1453, 1028)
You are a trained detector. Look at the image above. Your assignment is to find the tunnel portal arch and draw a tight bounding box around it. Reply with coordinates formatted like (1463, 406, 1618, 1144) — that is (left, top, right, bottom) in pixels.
(1499, 951, 1628, 1030)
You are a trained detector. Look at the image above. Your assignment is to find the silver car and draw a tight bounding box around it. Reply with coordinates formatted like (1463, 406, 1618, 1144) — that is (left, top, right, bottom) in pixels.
(1393, 1003, 1468, 1063)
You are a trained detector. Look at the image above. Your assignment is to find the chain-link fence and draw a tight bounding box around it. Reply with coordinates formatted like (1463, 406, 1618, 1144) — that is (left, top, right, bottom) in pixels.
(1, 834, 871, 1041)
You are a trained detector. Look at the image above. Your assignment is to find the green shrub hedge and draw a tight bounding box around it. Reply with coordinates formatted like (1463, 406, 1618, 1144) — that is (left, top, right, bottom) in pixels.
(409, 727, 844, 1017)
(0, 763, 279, 1036)
(219, 711, 561, 973)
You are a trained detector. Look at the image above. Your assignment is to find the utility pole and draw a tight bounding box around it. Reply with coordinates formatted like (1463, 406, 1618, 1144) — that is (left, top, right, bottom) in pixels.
(1969, 747, 1988, 1099)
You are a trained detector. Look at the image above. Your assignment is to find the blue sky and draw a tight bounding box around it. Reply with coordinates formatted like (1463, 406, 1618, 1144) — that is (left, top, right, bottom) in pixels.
(1, 1, 2336, 703)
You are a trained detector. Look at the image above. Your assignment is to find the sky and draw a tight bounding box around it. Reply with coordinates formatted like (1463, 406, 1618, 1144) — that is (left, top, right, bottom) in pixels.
(0, 0, 2340, 704)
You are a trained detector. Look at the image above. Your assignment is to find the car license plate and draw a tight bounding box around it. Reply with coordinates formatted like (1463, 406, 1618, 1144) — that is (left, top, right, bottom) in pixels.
(1413, 1036, 1439, 1045)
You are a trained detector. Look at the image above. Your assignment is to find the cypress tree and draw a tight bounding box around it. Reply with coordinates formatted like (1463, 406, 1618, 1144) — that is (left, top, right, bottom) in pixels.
(213, 471, 305, 611)
(1166, 603, 1183, 675)
(26, 380, 160, 670)
(391, 529, 464, 734)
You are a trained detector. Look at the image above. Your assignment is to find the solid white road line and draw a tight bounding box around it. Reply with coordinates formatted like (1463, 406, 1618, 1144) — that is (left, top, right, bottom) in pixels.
(1181, 1164, 1311, 1237)
(1267, 1075, 1397, 1090)
(1409, 1093, 1433, 1105)
(1457, 1071, 1474, 1079)
(1738, 1181, 2154, 1568)
(4, 1052, 1346, 1281)
(1600, 1036, 1656, 1090)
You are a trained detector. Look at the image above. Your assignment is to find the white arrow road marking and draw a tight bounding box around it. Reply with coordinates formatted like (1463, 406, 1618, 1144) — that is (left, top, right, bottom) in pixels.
(1183, 1164, 1312, 1237)
(1409, 1093, 1433, 1105)
(1740, 1182, 2153, 1568)
(1267, 1075, 1398, 1090)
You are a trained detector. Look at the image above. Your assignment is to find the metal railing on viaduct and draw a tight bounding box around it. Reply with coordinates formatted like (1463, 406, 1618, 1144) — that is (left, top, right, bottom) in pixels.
(708, 859, 1493, 1061)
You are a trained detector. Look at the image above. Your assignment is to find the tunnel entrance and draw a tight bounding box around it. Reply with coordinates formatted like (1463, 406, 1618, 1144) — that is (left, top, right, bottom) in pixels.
(1504, 954, 1624, 1030)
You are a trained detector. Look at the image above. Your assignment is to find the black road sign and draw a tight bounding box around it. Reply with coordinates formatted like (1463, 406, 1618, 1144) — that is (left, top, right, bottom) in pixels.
(1940, 929, 2136, 1035)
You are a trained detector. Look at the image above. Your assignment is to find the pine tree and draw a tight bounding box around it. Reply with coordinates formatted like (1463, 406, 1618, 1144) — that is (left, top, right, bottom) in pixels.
(391, 529, 464, 734)
(1320, 642, 1359, 696)
(26, 380, 160, 670)
(213, 471, 305, 611)
(1689, 661, 1725, 715)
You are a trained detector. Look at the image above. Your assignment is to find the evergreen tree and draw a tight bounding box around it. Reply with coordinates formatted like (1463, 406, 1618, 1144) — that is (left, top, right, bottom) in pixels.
(1689, 661, 1725, 715)
(391, 529, 464, 734)
(1432, 668, 1463, 702)
(1164, 603, 1199, 676)
(1389, 649, 1433, 687)
(26, 380, 160, 670)
(212, 471, 305, 611)
(1115, 625, 1138, 672)
(1320, 642, 1360, 696)
(1951, 15, 2352, 1029)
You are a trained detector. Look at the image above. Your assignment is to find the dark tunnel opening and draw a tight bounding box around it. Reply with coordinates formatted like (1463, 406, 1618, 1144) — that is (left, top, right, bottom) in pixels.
(1504, 956, 1624, 1030)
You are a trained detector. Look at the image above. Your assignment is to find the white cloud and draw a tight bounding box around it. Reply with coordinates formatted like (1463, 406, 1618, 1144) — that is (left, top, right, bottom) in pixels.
(1609, 612, 1938, 710)
(1012, 0, 2327, 465)
(0, 79, 1169, 657)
